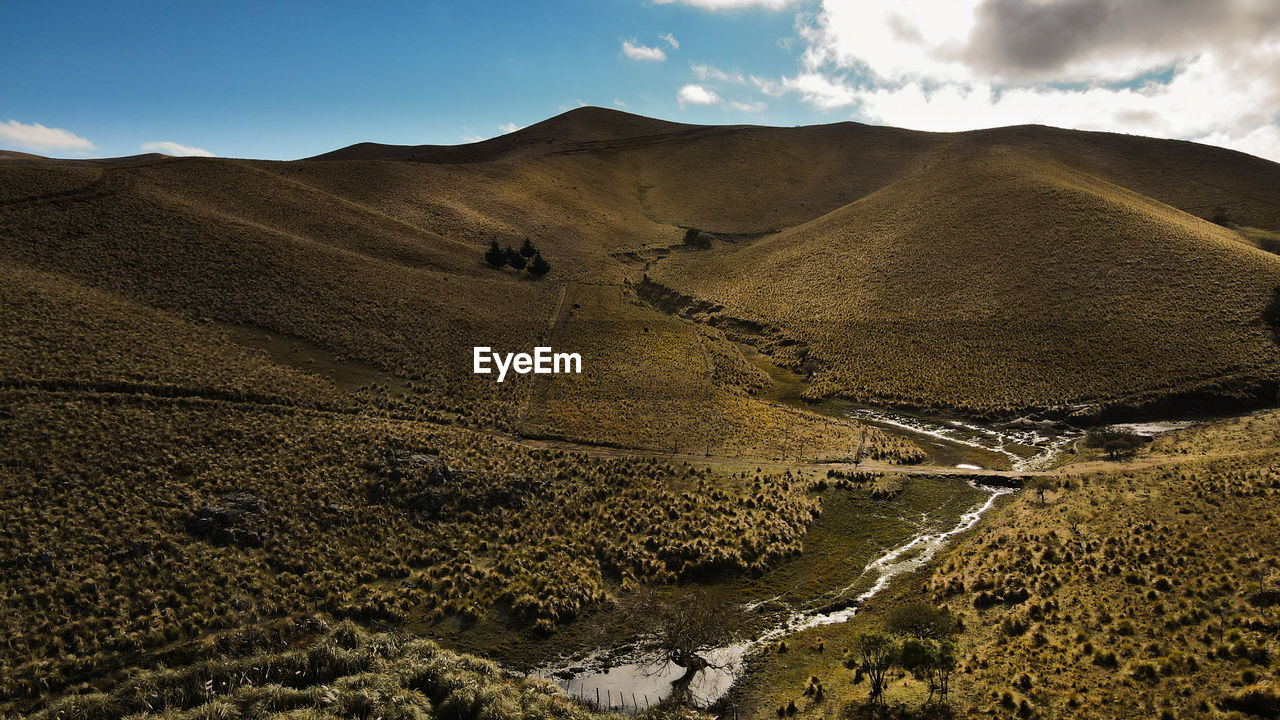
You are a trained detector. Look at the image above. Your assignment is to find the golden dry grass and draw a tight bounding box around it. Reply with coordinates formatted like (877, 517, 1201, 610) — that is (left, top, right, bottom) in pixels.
(0, 156, 555, 429)
(0, 392, 823, 708)
(653, 146, 1280, 416)
(521, 283, 922, 462)
(31, 619, 625, 720)
(6, 107, 1280, 716)
(923, 420, 1280, 717)
(6, 108, 1280, 425)
(0, 259, 337, 404)
(727, 418, 1280, 719)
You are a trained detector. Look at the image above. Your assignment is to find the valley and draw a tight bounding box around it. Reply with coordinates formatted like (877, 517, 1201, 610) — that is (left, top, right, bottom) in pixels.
(3, 108, 1280, 719)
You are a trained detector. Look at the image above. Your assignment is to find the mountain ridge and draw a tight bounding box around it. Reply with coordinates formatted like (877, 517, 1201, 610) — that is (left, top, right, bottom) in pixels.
(2, 107, 1279, 424)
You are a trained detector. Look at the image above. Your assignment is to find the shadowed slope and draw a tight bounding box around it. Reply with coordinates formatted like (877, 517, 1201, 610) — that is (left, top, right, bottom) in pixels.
(311, 106, 695, 163)
(0, 158, 555, 428)
(0, 259, 338, 403)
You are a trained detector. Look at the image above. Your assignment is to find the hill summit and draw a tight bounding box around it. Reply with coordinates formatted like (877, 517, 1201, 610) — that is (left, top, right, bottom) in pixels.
(3, 107, 1280, 423)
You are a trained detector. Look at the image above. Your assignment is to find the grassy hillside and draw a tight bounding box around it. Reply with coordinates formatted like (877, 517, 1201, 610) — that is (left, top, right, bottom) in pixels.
(0, 260, 337, 404)
(925, 416, 1280, 718)
(522, 282, 922, 462)
(31, 619, 625, 720)
(724, 413, 1280, 720)
(0, 391, 827, 707)
(0, 157, 548, 429)
(652, 145, 1280, 417)
(6, 108, 1280, 421)
(7, 107, 1280, 717)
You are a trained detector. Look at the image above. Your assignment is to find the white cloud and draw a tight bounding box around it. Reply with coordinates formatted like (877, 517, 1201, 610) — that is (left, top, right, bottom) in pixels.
(622, 40, 666, 61)
(655, 0, 798, 9)
(798, 1, 1280, 85)
(140, 141, 213, 157)
(797, 1, 981, 83)
(677, 83, 722, 105)
(780, 72, 858, 109)
(460, 134, 485, 143)
(676, 83, 766, 112)
(739, 0, 1280, 162)
(614, 98, 628, 108)
(0, 120, 94, 153)
(692, 62, 745, 84)
(497, 122, 524, 134)
(750, 75, 782, 95)
(1200, 124, 1280, 166)
(660, 33, 679, 49)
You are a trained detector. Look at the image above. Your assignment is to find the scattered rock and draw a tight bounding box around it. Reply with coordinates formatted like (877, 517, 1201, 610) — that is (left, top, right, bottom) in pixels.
(189, 492, 268, 547)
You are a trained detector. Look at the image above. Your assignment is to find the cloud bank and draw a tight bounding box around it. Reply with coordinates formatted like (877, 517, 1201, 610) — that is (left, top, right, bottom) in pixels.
(0, 120, 94, 153)
(771, 0, 1280, 161)
(140, 141, 214, 157)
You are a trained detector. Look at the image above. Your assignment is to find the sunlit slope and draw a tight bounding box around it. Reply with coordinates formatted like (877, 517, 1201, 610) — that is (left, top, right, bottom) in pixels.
(5, 108, 1280, 422)
(651, 146, 1280, 416)
(972, 124, 1280, 231)
(521, 283, 923, 462)
(0, 157, 554, 427)
(0, 259, 337, 403)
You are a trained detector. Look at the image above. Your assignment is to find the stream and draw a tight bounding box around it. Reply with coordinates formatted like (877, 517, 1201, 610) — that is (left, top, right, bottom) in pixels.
(536, 481, 1013, 711)
(535, 413, 1194, 712)
(846, 408, 1078, 471)
(847, 408, 1193, 472)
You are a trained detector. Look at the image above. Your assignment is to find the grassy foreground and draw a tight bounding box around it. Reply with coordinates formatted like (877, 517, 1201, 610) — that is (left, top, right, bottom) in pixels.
(0, 392, 826, 711)
(30, 619, 635, 720)
(732, 413, 1280, 719)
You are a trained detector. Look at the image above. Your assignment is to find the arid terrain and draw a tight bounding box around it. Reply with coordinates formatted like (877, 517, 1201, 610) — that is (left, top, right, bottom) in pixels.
(3, 108, 1280, 719)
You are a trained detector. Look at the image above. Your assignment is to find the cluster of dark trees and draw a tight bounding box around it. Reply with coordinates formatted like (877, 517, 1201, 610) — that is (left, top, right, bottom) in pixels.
(484, 237, 550, 277)
(682, 227, 712, 249)
(846, 603, 962, 708)
(1084, 427, 1147, 459)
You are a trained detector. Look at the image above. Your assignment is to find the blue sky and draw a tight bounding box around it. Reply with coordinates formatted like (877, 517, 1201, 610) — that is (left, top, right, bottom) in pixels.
(3, 1, 1279, 161)
(0, 1, 814, 159)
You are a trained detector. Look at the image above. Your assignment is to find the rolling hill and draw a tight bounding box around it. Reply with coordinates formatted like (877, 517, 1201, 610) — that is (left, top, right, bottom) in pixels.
(6, 106, 1280, 718)
(4, 106, 1279, 424)
(649, 143, 1280, 417)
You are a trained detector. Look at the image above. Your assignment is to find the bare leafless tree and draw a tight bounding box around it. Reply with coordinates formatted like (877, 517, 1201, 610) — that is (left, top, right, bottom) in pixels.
(621, 588, 745, 695)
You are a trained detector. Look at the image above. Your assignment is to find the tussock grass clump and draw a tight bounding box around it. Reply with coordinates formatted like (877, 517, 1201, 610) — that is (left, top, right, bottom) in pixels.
(925, 414, 1280, 717)
(0, 393, 821, 707)
(31, 620, 617, 720)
